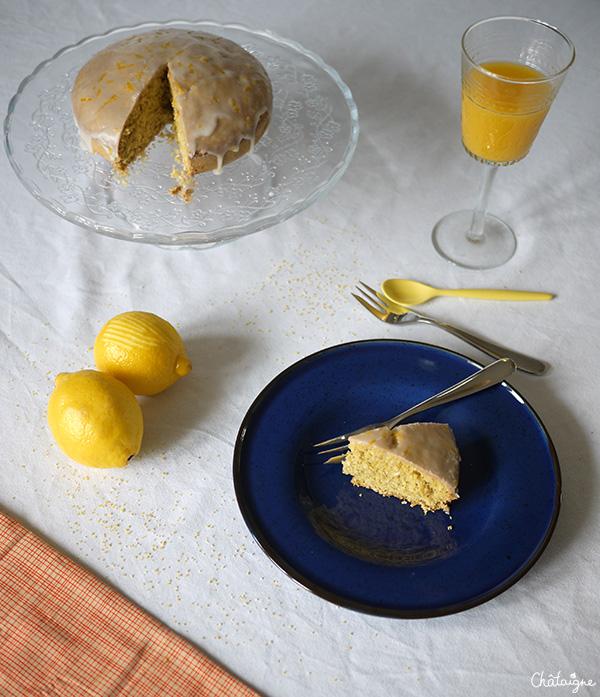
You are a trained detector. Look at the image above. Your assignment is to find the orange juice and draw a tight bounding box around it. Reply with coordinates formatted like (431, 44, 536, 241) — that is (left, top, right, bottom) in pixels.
(462, 61, 552, 164)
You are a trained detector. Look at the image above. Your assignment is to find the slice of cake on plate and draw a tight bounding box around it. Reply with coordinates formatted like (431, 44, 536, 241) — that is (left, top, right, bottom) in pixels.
(342, 422, 460, 514)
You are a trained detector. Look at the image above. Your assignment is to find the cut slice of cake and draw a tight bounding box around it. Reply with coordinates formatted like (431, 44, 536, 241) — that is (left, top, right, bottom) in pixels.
(342, 422, 460, 514)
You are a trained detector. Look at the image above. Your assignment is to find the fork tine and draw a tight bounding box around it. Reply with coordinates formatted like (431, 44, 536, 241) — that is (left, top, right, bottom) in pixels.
(316, 442, 349, 456)
(351, 292, 387, 320)
(357, 281, 390, 308)
(306, 443, 349, 464)
(358, 282, 414, 317)
(355, 284, 388, 312)
(313, 435, 347, 448)
(324, 453, 346, 465)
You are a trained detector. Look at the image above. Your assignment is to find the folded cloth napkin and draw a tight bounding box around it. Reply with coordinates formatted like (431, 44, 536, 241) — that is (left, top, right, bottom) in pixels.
(0, 511, 260, 697)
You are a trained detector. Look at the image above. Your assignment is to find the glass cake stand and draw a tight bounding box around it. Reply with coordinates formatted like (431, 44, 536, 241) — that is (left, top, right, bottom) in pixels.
(4, 20, 359, 249)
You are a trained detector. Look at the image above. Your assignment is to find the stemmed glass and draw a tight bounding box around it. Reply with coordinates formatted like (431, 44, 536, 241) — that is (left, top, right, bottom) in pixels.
(432, 17, 575, 269)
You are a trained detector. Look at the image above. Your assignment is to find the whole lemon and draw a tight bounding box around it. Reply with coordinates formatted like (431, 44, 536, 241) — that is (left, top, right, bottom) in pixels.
(94, 311, 192, 396)
(47, 370, 143, 468)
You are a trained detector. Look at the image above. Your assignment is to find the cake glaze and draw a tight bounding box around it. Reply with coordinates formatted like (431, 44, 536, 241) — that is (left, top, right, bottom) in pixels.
(71, 29, 272, 174)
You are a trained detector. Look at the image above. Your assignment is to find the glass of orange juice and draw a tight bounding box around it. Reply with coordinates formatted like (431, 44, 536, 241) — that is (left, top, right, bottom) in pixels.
(432, 17, 575, 269)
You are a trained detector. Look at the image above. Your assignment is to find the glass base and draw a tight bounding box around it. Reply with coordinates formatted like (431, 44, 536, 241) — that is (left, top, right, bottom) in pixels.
(432, 210, 516, 270)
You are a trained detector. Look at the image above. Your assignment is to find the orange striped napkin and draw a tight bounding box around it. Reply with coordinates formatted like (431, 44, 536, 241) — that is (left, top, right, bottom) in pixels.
(0, 511, 260, 696)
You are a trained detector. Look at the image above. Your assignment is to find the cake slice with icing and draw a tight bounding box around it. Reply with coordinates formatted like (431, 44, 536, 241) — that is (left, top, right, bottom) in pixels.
(342, 422, 460, 514)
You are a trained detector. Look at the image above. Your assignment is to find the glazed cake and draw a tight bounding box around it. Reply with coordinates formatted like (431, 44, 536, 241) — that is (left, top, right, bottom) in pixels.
(71, 29, 272, 176)
(342, 422, 460, 514)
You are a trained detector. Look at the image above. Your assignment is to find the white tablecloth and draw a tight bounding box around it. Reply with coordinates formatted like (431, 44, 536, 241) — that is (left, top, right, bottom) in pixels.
(2, 0, 599, 694)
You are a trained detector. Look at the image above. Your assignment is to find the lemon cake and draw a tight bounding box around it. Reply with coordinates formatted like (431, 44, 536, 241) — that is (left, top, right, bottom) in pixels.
(342, 422, 460, 514)
(71, 29, 272, 176)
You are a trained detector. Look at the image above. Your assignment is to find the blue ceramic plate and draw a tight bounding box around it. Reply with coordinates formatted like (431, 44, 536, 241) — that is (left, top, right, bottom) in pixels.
(233, 340, 560, 618)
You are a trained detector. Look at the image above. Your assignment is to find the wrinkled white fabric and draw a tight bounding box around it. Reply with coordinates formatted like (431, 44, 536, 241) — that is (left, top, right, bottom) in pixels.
(1, 0, 599, 695)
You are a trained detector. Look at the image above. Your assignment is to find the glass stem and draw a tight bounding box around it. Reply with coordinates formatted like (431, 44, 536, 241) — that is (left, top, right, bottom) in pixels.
(468, 164, 499, 242)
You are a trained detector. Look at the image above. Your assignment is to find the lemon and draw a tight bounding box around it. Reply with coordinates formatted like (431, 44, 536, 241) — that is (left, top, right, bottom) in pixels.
(47, 370, 143, 468)
(94, 311, 191, 396)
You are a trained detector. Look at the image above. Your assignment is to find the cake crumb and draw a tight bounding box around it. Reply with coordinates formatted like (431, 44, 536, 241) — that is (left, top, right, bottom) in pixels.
(169, 184, 194, 202)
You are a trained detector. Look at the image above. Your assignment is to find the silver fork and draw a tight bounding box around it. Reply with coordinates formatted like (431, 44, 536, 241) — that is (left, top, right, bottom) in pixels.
(314, 357, 516, 462)
(354, 282, 547, 376)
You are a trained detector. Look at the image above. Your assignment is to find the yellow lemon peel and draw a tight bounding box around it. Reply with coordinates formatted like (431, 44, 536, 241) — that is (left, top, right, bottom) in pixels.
(94, 311, 191, 396)
(47, 370, 143, 469)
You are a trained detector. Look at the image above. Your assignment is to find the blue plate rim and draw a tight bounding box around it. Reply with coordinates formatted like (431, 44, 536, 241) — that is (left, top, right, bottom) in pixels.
(233, 339, 560, 618)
